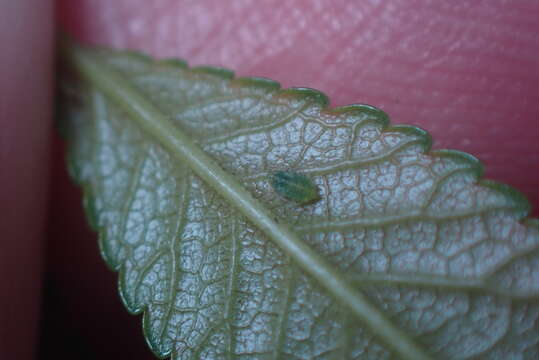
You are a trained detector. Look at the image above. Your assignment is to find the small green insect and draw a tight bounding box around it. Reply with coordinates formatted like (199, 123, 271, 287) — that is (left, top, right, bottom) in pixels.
(270, 171, 321, 205)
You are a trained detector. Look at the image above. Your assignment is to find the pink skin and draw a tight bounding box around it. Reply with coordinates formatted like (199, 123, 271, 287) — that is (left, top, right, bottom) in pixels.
(3, 0, 538, 358)
(0, 1, 53, 359)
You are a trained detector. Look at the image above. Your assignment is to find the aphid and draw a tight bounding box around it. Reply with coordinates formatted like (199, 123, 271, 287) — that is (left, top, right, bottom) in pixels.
(270, 171, 321, 205)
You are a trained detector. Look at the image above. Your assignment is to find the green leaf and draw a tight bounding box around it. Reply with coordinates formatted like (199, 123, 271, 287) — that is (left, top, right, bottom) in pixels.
(59, 41, 539, 360)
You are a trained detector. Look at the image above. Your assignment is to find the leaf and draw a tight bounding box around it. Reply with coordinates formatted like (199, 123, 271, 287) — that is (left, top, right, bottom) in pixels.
(59, 41, 539, 360)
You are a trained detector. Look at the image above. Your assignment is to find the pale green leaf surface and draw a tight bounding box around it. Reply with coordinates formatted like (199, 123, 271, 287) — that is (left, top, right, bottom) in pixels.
(60, 43, 539, 360)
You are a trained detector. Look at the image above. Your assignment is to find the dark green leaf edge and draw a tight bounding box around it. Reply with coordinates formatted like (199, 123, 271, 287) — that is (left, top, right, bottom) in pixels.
(63, 48, 536, 359)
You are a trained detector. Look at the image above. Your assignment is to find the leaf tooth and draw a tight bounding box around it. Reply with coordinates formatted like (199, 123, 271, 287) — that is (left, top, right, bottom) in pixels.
(191, 65, 235, 80)
(231, 76, 281, 92)
(97, 222, 121, 272)
(159, 58, 188, 69)
(278, 87, 330, 107)
(384, 124, 432, 152)
(116, 49, 153, 63)
(142, 309, 174, 358)
(327, 103, 389, 123)
(478, 179, 532, 216)
(430, 149, 483, 178)
(82, 185, 99, 231)
(66, 152, 84, 184)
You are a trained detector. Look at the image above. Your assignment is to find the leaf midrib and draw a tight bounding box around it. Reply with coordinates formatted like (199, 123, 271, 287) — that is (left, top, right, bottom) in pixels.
(64, 41, 433, 360)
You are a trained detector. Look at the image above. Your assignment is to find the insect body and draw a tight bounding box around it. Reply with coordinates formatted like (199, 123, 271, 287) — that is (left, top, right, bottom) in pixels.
(270, 171, 321, 205)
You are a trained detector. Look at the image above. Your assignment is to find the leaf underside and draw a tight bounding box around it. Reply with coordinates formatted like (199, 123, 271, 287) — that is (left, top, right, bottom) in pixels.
(60, 44, 539, 360)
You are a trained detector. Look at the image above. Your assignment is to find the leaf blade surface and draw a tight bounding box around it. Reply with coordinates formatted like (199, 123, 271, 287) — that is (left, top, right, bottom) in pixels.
(61, 43, 539, 360)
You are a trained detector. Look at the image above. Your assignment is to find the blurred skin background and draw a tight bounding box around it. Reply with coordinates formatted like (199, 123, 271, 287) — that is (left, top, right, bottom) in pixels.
(1, 0, 538, 359)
